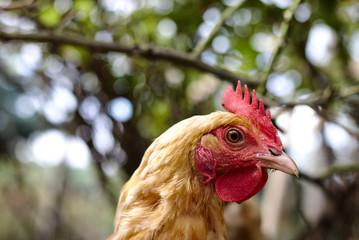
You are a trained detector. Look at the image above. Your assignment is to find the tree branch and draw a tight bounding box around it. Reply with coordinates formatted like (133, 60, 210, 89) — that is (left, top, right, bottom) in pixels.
(191, 0, 246, 57)
(265, 87, 359, 140)
(0, 31, 252, 84)
(300, 163, 359, 183)
(55, 11, 79, 34)
(0, 0, 35, 10)
(260, 0, 302, 91)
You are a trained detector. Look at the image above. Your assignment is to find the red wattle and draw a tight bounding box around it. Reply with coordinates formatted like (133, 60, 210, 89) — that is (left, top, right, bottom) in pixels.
(215, 163, 268, 204)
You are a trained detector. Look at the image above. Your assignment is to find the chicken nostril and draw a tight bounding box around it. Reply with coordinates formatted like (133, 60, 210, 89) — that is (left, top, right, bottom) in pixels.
(269, 148, 281, 156)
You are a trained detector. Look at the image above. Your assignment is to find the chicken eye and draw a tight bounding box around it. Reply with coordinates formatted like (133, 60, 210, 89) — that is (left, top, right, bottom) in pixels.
(226, 129, 244, 144)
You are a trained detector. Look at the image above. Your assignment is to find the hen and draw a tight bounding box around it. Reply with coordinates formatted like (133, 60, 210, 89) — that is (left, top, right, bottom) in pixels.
(108, 81, 298, 240)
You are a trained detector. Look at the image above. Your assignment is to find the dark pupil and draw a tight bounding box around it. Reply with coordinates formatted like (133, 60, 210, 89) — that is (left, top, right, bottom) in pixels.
(229, 130, 240, 142)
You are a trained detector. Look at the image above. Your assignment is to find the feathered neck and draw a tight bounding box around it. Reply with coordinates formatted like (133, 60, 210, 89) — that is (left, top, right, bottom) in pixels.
(109, 112, 244, 240)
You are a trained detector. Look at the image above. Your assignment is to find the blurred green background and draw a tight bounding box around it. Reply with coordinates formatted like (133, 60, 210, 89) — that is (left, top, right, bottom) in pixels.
(0, 0, 358, 239)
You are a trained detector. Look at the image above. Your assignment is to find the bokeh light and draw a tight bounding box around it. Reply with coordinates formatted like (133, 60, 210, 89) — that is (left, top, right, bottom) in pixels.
(305, 23, 337, 67)
(266, 70, 302, 98)
(30, 130, 67, 166)
(65, 137, 91, 169)
(157, 18, 177, 39)
(212, 35, 230, 53)
(107, 97, 133, 122)
(294, 3, 311, 23)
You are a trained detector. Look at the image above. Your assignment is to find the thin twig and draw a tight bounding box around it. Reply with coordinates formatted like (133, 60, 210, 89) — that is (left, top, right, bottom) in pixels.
(293, 179, 312, 230)
(0, 0, 35, 10)
(0, 31, 252, 84)
(325, 115, 359, 140)
(299, 163, 359, 183)
(191, 0, 246, 57)
(339, 85, 359, 98)
(55, 11, 78, 33)
(317, 163, 359, 179)
(52, 164, 68, 238)
(264, 86, 359, 140)
(260, 0, 302, 92)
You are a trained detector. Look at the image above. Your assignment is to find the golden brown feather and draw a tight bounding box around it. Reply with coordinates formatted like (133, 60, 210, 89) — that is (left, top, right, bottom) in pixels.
(108, 112, 247, 240)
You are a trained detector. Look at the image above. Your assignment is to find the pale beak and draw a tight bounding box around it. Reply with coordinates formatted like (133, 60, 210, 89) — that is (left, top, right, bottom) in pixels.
(256, 151, 299, 177)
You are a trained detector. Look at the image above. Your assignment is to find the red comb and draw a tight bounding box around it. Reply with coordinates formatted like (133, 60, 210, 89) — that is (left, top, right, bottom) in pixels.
(221, 81, 282, 148)
(221, 81, 270, 120)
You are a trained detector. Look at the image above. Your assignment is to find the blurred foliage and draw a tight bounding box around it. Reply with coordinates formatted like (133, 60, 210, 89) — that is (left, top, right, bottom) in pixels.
(0, 0, 359, 239)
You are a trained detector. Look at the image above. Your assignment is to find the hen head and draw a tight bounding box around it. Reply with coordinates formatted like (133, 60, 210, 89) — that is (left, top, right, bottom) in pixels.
(195, 81, 298, 204)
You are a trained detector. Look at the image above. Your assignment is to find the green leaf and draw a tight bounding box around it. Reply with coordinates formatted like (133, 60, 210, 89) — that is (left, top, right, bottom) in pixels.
(73, 0, 95, 14)
(39, 5, 62, 27)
